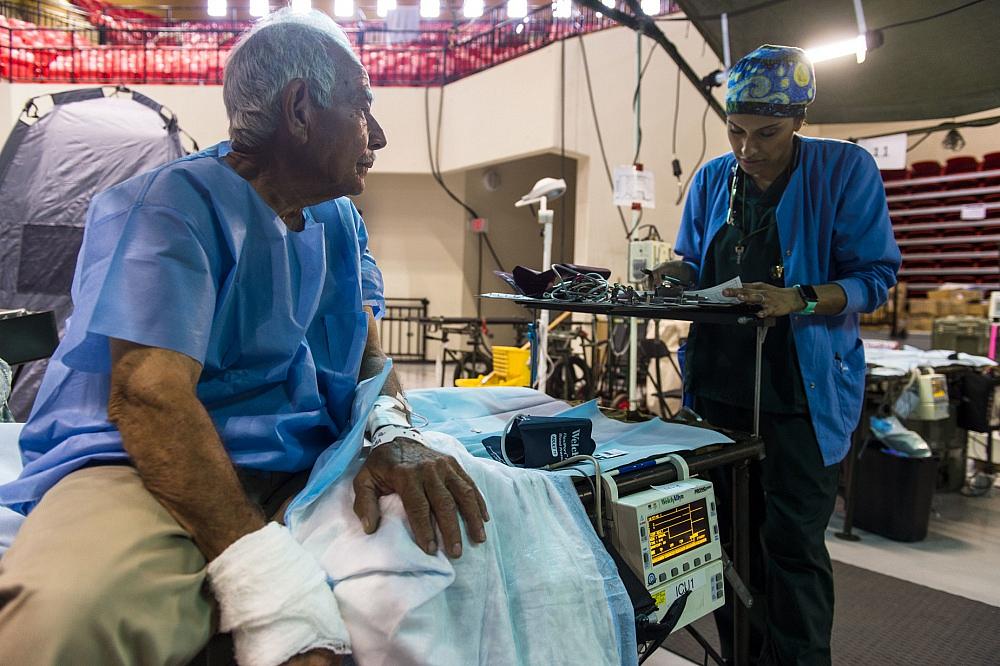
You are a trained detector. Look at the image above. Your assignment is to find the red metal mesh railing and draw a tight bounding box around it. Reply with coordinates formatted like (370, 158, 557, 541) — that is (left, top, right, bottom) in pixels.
(0, 2, 675, 86)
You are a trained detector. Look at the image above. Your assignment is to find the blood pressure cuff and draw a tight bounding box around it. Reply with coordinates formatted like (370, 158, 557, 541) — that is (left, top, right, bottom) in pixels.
(505, 264, 612, 298)
(483, 415, 596, 468)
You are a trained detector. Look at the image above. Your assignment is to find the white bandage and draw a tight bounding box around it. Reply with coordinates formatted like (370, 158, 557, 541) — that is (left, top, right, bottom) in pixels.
(366, 394, 412, 436)
(206, 522, 351, 666)
(370, 424, 426, 449)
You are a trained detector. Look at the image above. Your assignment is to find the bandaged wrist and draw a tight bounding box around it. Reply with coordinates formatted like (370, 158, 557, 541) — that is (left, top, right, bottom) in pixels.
(206, 522, 350, 666)
(366, 394, 412, 436)
(370, 423, 426, 449)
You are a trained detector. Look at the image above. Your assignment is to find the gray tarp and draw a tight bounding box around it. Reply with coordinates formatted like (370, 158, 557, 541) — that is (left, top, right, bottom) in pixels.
(0, 89, 186, 419)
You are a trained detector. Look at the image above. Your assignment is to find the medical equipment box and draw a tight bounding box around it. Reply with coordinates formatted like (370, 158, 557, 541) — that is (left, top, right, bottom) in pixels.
(915, 369, 949, 421)
(931, 316, 990, 356)
(610, 478, 724, 629)
(627, 240, 672, 283)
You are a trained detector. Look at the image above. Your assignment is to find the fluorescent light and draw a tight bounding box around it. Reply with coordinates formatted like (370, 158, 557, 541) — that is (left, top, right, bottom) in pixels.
(333, 0, 353, 16)
(249, 0, 268, 16)
(207, 0, 226, 17)
(640, 0, 658, 15)
(507, 0, 526, 18)
(805, 34, 867, 64)
(420, 0, 439, 17)
(553, 0, 571, 18)
(463, 0, 483, 17)
(601, 0, 615, 8)
(376, 0, 395, 17)
(290, 0, 311, 12)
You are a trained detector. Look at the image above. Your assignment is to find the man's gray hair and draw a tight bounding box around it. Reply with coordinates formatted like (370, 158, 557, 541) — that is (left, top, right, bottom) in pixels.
(223, 8, 361, 151)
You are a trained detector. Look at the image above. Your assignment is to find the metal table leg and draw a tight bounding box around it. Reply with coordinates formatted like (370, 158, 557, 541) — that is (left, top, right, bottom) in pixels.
(732, 458, 752, 665)
(753, 326, 767, 437)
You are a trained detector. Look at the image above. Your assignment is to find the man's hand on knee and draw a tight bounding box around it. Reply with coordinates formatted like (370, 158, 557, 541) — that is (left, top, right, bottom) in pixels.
(352, 439, 489, 558)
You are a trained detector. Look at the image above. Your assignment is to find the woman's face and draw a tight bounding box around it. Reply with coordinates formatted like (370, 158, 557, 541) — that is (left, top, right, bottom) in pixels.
(726, 114, 804, 182)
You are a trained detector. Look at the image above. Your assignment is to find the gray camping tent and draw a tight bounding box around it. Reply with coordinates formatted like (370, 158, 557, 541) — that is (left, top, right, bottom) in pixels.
(0, 87, 188, 419)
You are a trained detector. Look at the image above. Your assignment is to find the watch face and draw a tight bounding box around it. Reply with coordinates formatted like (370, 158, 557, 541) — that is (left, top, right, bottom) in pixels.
(800, 285, 819, 302)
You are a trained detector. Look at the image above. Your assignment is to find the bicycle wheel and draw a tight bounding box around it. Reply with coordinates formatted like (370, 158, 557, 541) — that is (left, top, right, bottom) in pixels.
(547, 356, 594, 401)
(453, 350, 492, 385)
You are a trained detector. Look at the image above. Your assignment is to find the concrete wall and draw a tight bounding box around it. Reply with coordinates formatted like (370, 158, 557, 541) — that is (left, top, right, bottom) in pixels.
(461, 152, 578, 331)
(351, 172, 468, 318)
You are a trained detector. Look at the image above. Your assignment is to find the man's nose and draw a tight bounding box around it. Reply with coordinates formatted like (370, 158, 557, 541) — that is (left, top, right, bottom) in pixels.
(368, 112, 387, 151)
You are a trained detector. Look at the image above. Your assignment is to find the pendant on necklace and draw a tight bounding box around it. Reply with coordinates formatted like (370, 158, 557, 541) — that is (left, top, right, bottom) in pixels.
(735, 244, 745, 265)
(770, 265, 784, 280)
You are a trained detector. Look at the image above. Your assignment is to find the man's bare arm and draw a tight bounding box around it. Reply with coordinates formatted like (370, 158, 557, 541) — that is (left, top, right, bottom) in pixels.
(358, 306, 404, 400)
(108, 339, 266, 560)
(110, 340, 342, 666)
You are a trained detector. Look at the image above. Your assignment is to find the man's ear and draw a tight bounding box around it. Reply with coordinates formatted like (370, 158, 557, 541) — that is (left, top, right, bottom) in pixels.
(280, 79, 311, 144)
(793, 116, 805, 132)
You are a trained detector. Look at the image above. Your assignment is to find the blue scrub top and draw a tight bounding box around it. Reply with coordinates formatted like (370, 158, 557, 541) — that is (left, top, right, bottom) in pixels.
(676, 137, 900, 466)
(0, 142, 385, 514)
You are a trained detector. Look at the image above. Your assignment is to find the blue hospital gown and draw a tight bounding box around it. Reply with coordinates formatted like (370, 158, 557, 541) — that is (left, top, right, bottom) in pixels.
(0, 141, 384, 514)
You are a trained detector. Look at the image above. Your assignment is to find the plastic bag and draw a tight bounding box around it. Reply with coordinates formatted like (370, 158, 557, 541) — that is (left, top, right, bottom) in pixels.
(869, 415, 932, 458)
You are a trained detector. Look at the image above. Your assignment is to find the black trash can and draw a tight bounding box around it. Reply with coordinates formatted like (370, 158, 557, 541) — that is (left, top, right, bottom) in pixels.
(853, 447, 938, 542)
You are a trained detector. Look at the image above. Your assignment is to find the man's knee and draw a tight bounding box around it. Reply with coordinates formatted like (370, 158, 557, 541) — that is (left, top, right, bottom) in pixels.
(0, 574, 116, 662)
(1, 570, 212, 664)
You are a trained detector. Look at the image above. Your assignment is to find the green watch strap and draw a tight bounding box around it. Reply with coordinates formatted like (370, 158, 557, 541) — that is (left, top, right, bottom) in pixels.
(794, 284, 819, 315)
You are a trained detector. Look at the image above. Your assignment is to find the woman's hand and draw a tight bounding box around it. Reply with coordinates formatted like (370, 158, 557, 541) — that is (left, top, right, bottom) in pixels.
(724, 282, 806, 318)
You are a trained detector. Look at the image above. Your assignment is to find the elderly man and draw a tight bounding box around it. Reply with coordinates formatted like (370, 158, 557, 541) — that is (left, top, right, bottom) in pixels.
(0, 10, 486, 666)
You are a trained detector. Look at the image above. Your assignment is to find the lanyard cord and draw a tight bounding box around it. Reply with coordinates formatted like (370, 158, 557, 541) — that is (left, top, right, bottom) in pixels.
(726, 140, 799, 251)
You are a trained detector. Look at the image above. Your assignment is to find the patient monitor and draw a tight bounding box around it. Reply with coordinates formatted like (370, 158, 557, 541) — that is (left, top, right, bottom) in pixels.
(605, 456, 725, 632)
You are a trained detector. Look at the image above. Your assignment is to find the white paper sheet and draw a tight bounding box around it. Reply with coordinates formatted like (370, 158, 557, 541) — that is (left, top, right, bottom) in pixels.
(685, 277, 743, 304)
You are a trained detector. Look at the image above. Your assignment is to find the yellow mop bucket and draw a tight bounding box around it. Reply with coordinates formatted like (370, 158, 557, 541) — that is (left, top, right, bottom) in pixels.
(454, 346, 531, 387)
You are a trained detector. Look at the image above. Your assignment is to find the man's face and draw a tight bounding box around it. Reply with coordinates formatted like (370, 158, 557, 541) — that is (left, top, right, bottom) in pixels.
(726, 114, 803, 181)
(305, 51, 387, 198)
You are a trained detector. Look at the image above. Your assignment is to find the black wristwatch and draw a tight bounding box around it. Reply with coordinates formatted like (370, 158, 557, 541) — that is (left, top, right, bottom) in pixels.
(794, 284, 819, 315)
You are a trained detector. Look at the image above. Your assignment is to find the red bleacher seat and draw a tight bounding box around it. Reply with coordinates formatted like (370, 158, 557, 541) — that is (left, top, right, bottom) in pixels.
(945, 156, 979, 174)
(983, 152, 1000, 188)
(944, 155, 982, 190)
(911, 160, 942, 177)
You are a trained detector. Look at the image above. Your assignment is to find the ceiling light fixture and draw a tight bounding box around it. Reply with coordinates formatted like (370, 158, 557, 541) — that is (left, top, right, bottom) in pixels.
(420, 0, 439, 18)
(463, 0, 483, 18)
(552, 0, 571, 18)
(333, 0, 353, 17)
(507, 0, 526, 18)
(207, 0, 227, 17)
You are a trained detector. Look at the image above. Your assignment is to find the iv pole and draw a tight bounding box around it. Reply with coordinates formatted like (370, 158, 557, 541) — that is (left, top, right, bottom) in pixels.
(627, 30, 641, 411)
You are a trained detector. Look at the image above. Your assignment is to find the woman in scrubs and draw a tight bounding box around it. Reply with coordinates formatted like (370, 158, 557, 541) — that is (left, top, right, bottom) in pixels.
(654, 45, 900, 665)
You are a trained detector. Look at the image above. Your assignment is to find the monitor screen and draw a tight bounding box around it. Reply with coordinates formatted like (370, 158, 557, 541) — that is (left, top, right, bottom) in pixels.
(647, 497, 711, 566)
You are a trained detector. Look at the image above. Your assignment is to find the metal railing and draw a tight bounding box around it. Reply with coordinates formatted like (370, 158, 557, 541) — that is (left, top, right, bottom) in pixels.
(0, 0, 91, 29)
(0, 2, 670, 85)
(380, 298, 429, 362)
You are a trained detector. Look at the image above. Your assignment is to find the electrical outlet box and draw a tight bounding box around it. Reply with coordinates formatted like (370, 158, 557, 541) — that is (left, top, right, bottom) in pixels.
(628, 240, 672, 283)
